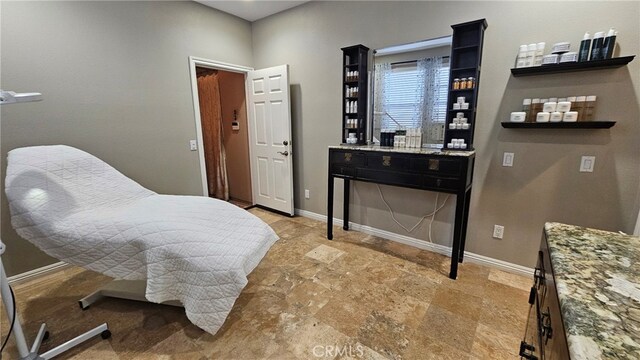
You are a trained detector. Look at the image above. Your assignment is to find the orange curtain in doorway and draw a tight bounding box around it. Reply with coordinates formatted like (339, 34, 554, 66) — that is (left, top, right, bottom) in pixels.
(197, 70, 229, 200)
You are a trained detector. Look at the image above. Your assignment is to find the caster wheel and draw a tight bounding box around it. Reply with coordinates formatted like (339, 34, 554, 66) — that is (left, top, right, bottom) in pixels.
(43, 331, 50, 341)
(101, 330, 111, 340)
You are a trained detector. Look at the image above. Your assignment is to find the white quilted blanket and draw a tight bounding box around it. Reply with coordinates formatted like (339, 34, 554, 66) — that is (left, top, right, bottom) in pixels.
(5, 145, 278, 334)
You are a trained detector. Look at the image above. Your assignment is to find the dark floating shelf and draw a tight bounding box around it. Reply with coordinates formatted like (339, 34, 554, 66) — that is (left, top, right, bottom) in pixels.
(501, 121, 616, 129)
(511, 56, 635, 76)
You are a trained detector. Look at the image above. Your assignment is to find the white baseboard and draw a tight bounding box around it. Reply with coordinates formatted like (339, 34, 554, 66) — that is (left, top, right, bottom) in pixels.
(295, 209, 534, 277)
(7, 261, 69, 285)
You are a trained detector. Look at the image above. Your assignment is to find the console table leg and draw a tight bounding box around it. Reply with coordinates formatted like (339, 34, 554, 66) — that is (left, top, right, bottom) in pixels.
(343, 179, 350, 231)
(458, 188, 472, 263)
(450, 192, 466, 279)
(327, 174, 334, 240)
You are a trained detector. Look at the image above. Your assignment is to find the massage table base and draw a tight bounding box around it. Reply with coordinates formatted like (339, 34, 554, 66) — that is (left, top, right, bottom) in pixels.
(79, 280, 182, 310)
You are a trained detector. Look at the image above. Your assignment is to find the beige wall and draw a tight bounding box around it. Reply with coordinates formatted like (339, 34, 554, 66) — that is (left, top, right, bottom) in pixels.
(0, 1, 253, 276)
(252, 1, 640, 268)
(218, 71, 252, 203)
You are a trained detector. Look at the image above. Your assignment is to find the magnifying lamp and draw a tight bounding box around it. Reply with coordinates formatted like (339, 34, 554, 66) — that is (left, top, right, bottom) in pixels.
(0, 89, 111, 360)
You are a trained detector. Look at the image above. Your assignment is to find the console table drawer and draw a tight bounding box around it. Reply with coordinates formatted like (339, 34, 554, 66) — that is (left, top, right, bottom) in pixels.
(332, 165, 356, 178)
(357, 168, 424, 188)
(411, 157, 462, 176)
(424, 176, 461, 191)
(330, 151, 365, 166)
(365, 154, 409, 171)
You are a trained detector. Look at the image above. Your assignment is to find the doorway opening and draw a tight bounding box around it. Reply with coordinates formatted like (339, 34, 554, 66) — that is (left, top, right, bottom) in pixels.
(195, 66, 252, 209)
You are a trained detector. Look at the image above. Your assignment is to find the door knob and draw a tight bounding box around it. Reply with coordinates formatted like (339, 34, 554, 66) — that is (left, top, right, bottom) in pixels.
(278, 151, 289, 156)
(283, 140, 289, 146)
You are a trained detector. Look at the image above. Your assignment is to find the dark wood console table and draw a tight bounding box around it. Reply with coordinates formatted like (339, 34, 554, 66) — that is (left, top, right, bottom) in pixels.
(327, 145, 475, 279)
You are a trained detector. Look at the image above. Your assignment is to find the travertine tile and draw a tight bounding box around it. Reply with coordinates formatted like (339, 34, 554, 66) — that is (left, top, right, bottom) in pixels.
(1, 209, 532, 360)
(488, 268, 532, 292)
(305, 244, 346, 264)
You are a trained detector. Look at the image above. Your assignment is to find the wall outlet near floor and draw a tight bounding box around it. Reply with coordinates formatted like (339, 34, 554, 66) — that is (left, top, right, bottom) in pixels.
(305, 189, 310, 199)
(493, 225, 504, 239)
(189, 140, 198, 151)
(502, 152, 514, 167)
(580, 156, 595, 172)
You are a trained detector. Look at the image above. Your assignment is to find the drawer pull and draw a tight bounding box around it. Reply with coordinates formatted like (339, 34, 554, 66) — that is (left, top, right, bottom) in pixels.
(344, 153, 352, 162)
(541, 308, 553, 343)
(528, 287, 536, 305)
(437, 179, 442, 187)
(519, 341, 538, 360)
(382, 156, 391, 167)
(429, 159, 440, 171)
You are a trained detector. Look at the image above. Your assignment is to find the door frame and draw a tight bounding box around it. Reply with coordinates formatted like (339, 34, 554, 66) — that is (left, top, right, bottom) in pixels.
(188, 56, 254, 199)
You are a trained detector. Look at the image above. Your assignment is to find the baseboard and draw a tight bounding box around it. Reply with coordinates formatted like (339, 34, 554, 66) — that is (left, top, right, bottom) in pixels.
(7, 261, 69, 285)
(295, 209, 534, 277)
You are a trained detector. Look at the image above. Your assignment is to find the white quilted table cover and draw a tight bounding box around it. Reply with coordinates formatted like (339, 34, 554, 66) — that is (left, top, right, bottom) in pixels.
(5, 145, 279, 334)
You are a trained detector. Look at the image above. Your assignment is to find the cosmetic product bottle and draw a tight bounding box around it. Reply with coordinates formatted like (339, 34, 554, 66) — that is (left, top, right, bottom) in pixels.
(416, 127, 422, 147)
(603, 28, 617, 59)
(516, 45, 528, 68)
(590, 32, 605, 61)
(534, 42, 545, 66)
(574, 96, 586, 121)
(526, 43, 537, 67)
(522, 99, 531, 122)
(578, 32, 592, 62)
(584, 96, 597, 121)
(530, 98, 542, 121)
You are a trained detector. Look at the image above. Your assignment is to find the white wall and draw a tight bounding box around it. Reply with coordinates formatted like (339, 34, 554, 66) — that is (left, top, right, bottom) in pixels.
(0, 1, 253, 276)
(252, 1, 640, 267)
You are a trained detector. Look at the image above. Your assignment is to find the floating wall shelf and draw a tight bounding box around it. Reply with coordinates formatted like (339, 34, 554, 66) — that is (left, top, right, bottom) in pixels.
(501, 121, 616, 129)
(510, 56, 635, 77)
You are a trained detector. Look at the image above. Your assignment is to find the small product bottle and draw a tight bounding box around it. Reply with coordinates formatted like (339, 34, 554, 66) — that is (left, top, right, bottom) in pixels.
(530, 98, 542, 121)
(584, 96, 597, 121)
(460, 78, 467, 90)
(574, 96, 586, 121)
(590, 32, 605, 61)
(534, 42, 546, 66)
(453, 78, 460, 90)
(578, 32, 592, 62)
(526, 43, 537, 67)
(522, 99, 532, 122)
(467, 77, 474, 89)
(603, 28, 617, 59)
(516, 45, 528, 68)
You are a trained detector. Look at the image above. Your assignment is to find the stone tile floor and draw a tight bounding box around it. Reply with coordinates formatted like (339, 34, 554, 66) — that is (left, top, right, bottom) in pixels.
(1, 208, 531, 359)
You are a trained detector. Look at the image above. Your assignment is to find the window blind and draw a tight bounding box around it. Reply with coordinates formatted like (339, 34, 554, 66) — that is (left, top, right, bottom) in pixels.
(383, 59, 449, 129)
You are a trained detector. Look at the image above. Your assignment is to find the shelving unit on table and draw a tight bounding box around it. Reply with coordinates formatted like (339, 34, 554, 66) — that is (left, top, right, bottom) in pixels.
(341, 44, 369, 145)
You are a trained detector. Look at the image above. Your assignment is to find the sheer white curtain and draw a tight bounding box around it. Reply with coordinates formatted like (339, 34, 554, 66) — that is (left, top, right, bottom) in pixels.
(374, 56, 448, 133)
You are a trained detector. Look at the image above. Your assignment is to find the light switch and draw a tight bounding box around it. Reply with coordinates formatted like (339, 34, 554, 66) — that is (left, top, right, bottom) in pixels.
(189, 140, 198, 151)
(580, 156, 595, 172)
(502, 152, 514, 167)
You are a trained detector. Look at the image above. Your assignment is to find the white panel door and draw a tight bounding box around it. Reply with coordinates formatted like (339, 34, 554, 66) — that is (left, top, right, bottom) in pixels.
(247, 65, 294, 215)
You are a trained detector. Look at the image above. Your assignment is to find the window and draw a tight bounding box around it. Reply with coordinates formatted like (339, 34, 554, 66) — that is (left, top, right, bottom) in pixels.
(378, 58, 449, 130)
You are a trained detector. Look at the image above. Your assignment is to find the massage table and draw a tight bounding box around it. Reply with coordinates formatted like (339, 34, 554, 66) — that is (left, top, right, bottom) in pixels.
(5, 145, 279, 335)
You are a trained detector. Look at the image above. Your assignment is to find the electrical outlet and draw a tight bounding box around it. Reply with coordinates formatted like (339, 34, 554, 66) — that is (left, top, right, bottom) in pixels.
(305, 189, 310, 199)
(493, 225, 504, 239)
(580, 156, 595, 172)
(502, 152, 514, 167)
(189, 140, 197, 151)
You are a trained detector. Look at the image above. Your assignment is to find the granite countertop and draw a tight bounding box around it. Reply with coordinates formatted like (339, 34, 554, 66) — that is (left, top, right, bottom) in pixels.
(328, 144, 476, 157)
(545, 222, 640, 359)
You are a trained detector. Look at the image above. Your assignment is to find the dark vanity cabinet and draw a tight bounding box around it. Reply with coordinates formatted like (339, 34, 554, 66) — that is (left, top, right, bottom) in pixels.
(520, 234, 569, 359)
(341, 44, 369, 145)
(444, 19, 487, 151)
(327, 146, 475, 279)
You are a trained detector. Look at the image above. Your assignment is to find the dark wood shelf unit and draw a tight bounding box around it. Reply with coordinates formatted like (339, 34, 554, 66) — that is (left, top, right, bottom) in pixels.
(443, 19, 488, 151)
(511, 55, 635, 77)
(501, 121, 616, 129)
(341, 45, 369, 145)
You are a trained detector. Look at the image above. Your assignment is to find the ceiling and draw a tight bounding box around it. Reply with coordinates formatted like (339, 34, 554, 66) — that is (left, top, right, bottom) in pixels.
(195, 1, 311, 22)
